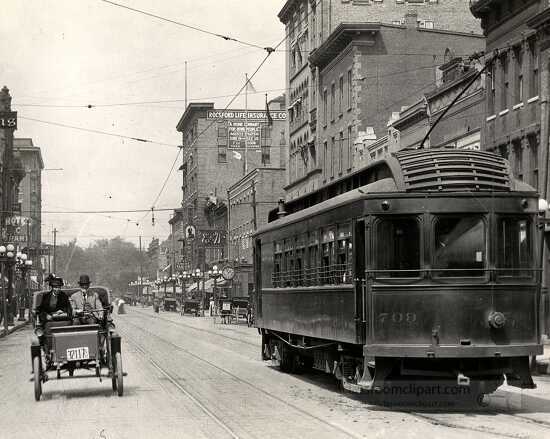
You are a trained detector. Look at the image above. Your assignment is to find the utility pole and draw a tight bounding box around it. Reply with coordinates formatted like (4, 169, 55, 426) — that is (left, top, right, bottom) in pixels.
(52, 228, 57, 273)
(139, 235, 143, 305)
(251, 179, 257, 231)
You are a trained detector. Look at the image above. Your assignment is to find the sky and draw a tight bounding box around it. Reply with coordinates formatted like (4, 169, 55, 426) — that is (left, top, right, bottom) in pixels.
(0, 0, 286, 249)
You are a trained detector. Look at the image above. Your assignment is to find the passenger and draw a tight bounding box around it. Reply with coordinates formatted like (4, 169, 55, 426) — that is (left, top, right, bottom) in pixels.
(209, 296, 215, 316)
(36, 274, 72, 325)
(70, 275, 104, 324)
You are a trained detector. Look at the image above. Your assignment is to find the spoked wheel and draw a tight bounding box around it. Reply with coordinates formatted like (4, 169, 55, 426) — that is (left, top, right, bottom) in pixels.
(33, 356, 42, 401)
(115, 352, 124, 396)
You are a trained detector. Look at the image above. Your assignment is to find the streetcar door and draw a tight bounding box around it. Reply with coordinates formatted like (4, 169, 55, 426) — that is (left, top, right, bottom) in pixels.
(354, 218, 367, 344)
(254, 238, 262, 319)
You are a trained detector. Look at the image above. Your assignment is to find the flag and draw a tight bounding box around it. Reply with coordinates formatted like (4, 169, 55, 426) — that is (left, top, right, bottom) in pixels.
(233, 151, 242, 160)
(245, 78, 257, 94)
(266, 93, 273, 126)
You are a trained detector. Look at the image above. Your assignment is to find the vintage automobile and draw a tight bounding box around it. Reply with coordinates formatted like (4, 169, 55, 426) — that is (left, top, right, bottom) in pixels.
(163, 297, 178, 312)
(181, 298, 201, 317)
(31, 286, 124, 401)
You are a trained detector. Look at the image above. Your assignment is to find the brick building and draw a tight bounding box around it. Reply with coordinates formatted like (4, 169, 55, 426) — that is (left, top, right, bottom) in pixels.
(470, 0, 547, 194)
(13, 138, 44, 249)
(226, 167, 286, 297)
(293, 19, 483, 199)
(279, 0, 483, 201)
(176, 98, 286, 271)
(391, 57, 485, 151)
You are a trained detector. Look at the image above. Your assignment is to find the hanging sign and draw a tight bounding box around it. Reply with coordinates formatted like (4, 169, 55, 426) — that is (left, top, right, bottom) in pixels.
(0, 111, 17, 129)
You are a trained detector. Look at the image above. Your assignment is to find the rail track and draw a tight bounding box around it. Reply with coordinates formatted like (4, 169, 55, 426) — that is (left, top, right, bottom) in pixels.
(120, 316, 363, 439)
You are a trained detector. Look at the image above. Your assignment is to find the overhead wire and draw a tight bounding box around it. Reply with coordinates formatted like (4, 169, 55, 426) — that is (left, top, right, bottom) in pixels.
(100, 0, 274, 53)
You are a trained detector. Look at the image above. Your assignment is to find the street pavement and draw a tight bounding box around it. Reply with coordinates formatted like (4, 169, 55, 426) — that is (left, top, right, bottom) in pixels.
(2, 307, 550, 438)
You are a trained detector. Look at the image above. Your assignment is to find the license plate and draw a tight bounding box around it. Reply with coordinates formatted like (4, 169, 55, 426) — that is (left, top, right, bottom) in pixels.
(66, 347, 90, 361)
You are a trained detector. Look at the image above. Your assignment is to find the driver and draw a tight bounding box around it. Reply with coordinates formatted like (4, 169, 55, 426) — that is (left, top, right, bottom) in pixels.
(70, 274, 104, 324)
(36, 274, 72, 325)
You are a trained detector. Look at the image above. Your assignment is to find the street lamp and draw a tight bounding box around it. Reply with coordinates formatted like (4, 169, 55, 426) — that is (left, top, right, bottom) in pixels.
(208, 265, 222, 309)
(0, 244, 16, 332)
(15, 252, 32, 322)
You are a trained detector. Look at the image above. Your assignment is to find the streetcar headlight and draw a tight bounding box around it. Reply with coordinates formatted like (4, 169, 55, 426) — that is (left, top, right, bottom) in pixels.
(538, 198, 549, 213)
(34, 327, 44, 337)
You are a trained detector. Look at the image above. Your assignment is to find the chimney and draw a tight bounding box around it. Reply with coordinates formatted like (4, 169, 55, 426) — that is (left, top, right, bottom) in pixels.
(404, 10, 418, 28)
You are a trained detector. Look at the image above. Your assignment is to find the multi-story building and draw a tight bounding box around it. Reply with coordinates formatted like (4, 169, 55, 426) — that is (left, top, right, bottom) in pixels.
(13, 138, 44, 249)
(470, 0, 547, 194)
(391, 57, 485, 152)
(279, 0, 483, 200)
(176, 98, 286, 271)
(227, 167, 286, 297)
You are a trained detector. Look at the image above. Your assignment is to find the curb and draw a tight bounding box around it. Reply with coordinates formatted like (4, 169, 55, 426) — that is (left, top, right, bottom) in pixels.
(0, 320, 29, 339)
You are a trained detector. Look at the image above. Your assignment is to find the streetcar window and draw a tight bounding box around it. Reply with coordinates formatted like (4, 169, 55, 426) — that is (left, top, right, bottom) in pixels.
(321, 228, 335, 284)
(295, 235, 305, 286)
(375, 217, 420, 277)
(306, 231, 319, 286)
(273, 242, 282, 287)
(336, 224, 352, 284)
(433, 216, 485, 277)
(497, 217, 532, 277)
(284, 239, 293, 287)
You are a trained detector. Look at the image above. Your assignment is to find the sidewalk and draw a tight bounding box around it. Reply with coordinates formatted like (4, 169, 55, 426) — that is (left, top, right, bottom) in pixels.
(0, 318, 28, 338)
(536, 336, 550, 374)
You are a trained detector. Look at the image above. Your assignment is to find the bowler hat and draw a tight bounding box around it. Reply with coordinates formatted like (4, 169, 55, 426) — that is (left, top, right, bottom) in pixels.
(78, 274, 91, 286)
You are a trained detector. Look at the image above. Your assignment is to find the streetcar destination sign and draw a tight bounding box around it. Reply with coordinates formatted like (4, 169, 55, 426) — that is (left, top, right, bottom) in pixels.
(0, 111, 17, 129)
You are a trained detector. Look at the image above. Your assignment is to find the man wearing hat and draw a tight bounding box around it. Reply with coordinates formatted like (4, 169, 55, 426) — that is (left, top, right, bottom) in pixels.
(70, 274, 103, 324)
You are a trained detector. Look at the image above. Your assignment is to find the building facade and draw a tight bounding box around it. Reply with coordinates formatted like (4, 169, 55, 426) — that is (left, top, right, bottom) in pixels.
(391, 57, 485, 152)
(470, 0, 547, 194)
(13, 138, 44, 249)
(176, 99, 286, 271)
(226, 167, 286, 297)
(279, 0, 483, 201)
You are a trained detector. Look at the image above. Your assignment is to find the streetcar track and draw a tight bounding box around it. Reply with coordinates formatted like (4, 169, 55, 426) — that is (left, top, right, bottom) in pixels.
(133, 308, 258, 348)
(120, 317, 363, 439)
(408, 413, 529, 439)
(129, 338, 241, 439)
(122, 313, 550, 438)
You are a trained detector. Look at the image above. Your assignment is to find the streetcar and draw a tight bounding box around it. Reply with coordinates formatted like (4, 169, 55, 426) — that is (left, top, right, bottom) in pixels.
(253, 149, 544, 399)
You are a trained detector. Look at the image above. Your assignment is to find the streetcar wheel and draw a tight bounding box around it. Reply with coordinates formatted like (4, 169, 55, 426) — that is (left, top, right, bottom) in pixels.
(115, 352, 124, 396)
(33, 356, 42, 401)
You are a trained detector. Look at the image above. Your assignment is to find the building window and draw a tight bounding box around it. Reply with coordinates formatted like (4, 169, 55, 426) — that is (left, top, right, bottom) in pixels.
(331, 136, 335, 177)
(323, 89, 327, 126)
(488, 61, 495, 115)
(218, 146, 227, 163)
(515, 47, 523, 104)
(529, 39, 539, 98)
(528, 134, 539, 189)
(512, 140, 523, 180)
(501, 53, 509, 110)
(338, 76, 343, 114)
(347, 126, 352, 170)
(330, 83, 335, 121)
(339, 131, 344, 174)
(323, 140, 328, 179)
(347, 69, 352, 109)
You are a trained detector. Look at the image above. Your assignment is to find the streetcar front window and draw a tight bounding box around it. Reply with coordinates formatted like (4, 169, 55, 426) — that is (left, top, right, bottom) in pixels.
(497, 217, 532, 277)
(433, 216, 485, 277)
(375, 217, 420, 277)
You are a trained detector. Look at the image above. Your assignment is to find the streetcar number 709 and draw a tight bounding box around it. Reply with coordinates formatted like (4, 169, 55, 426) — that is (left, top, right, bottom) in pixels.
(377, 312, 417, 324)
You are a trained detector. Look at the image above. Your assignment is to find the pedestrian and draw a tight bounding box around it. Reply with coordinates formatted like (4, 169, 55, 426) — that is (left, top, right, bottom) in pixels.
(209, 296, 215, 317)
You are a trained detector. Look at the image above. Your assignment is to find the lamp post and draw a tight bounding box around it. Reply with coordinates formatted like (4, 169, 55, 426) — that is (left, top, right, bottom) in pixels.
(208, 265, 222, 308)
(191, 268, 203, 313)
(0, 244, 16, 332)
(15, 252, 32, 321)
